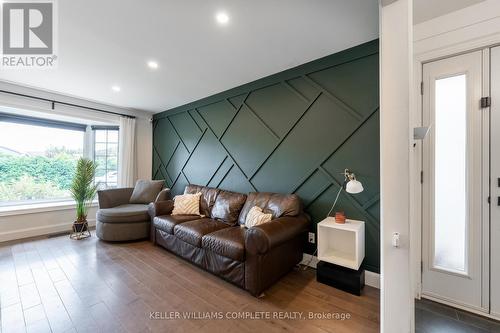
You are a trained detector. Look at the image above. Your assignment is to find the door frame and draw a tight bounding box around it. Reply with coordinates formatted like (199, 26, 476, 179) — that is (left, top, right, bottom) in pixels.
(411, 40, 499, 318)
(488, 46, 500, 318)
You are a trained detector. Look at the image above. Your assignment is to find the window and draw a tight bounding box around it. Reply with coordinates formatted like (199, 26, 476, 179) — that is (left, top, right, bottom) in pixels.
(0, 114, 85, 206)
(433, 74, 467, 273)
(0, 112, 120, 207)
(93, 126, 119, 189)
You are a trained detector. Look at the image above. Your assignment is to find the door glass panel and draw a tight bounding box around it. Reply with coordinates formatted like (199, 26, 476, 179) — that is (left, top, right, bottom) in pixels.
(433, 74, 467, 273)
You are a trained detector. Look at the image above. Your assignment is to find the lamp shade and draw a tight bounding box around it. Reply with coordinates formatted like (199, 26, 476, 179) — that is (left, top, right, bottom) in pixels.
(346, 179, 363, 194)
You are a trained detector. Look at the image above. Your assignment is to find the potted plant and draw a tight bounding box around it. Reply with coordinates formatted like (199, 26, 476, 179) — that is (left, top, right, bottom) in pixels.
(70, 158, 98, 233)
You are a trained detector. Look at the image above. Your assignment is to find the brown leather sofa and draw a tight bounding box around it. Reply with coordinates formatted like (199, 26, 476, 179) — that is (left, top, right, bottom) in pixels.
(148, 184, 310, 296)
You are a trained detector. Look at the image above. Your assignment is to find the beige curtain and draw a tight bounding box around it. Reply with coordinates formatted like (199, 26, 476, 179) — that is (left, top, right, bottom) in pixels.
(118, 117, 136, 187)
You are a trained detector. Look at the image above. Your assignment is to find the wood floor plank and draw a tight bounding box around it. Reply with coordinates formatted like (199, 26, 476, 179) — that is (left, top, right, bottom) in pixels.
(25, 318, 51, 333)
(0, 235, 379, 333)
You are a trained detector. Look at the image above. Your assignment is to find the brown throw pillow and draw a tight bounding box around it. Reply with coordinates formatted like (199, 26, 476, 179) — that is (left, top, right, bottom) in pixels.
(129, 180, 164, 204)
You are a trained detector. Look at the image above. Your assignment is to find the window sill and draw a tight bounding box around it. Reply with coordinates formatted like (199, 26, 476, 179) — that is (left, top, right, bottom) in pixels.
(0, 200, 98, 217)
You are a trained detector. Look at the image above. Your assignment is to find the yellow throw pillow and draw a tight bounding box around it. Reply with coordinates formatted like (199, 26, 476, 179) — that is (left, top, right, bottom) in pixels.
(245, 206, 272, 228)
(172, 192, 202, 216)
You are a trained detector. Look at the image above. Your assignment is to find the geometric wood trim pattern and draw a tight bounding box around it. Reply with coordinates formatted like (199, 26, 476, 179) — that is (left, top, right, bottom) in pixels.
(153, 39, 380, 272)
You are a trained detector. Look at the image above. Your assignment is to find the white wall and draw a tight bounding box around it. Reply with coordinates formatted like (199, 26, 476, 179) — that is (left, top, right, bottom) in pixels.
(414, 0, 500, 57)
(380, 0, 413, 332)
(0, 205, 97, 242)
(0, 81, 153, 242)
(413, 0, 485, 25)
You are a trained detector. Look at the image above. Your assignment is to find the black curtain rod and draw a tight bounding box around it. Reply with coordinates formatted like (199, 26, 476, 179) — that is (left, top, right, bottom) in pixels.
(0, 89, 136, 119)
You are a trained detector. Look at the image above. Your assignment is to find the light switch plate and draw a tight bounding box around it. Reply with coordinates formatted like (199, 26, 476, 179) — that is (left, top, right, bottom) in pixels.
(392, 232, 400, 248)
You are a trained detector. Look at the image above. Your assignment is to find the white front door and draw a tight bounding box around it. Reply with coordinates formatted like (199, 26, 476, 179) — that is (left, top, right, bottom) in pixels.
(422, 50, 489, 312)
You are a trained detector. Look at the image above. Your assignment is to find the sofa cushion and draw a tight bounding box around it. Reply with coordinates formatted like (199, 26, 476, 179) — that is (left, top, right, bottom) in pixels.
(210, 190, 247, 225)
(202, 227, 246, 261)
(129, 180, 164, 204)
(153, 215, 201, 234)
(184, 185, 220, 217)
(97, 204, 149, 223)
(238, 192, 302, 225)
(174, 218, 229, 247)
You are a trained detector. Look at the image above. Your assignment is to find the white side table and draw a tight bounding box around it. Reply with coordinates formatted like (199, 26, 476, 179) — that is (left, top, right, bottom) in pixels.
(317, 217, 365, 270)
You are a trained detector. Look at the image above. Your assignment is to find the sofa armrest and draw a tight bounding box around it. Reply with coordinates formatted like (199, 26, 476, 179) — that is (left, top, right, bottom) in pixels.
(148, 200, 174, 219)
(245, 214, 310, 255)
(97, 187, 134, 209)
(155, 188, 172, 202)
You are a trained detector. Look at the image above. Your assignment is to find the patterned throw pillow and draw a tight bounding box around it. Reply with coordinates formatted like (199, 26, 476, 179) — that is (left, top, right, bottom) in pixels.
(172, 192, 202, 216)
(244, 206, 272, 228)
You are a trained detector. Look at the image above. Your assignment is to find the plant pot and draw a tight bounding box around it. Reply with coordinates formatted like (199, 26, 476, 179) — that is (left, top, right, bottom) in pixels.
(73, 221, 88, 232)
(335, 211, 346, 224)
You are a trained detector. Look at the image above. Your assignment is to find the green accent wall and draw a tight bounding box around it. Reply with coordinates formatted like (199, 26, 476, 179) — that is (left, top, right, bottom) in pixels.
(153, 39, 380, 273)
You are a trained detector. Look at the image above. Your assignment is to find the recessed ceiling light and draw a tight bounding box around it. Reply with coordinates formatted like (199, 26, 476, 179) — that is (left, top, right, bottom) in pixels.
(111, 85, 121, 92)
(147, 60, 159, 69)
(215, 11, 229, 25)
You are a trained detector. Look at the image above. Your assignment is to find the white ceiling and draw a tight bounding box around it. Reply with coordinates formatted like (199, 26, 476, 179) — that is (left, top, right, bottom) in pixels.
(0, 0, 379, 113)
(413, 0, 486, 24)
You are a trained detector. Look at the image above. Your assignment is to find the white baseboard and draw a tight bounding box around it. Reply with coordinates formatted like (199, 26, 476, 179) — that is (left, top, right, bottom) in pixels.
(301, 253, 380, 289)
(0, 219, 96, 243)
(365, 270, 380, 289)
(301, 253, 320, 268)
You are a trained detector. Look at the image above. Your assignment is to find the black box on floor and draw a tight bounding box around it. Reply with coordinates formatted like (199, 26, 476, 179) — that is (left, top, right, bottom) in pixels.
(316, 261, 365, 296)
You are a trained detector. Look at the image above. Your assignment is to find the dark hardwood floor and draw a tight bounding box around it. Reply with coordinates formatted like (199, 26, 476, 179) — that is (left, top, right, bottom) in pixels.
(416, 298, 500, 333)
(0, 233, 379, 333)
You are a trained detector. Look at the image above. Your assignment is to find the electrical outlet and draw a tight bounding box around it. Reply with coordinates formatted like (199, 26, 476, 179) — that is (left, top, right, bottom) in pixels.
(308, 232, 315, 244)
